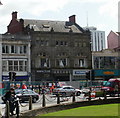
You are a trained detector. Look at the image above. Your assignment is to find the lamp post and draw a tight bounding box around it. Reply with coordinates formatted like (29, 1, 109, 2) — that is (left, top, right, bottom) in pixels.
(0, 35, 2, 96)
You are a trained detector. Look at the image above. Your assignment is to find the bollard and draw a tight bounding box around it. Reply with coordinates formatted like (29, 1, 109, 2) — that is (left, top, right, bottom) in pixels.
(29, 96, 32, 110)
(117, 90, 119, 97)
(42, 93, 46, 107)
(57, 93, 60, 104)
(15, 100, 20, 118)
(88, 91, 91, 101)
(38, 85, 41, 94)
(104, 90, 107, 100)
(72, 93, 76, 102)
(32, 85, 33, 90)
(6, 101, 10, 118)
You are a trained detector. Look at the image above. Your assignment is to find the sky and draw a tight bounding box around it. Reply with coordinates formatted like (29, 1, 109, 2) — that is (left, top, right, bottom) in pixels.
(0, 0, 119, 39)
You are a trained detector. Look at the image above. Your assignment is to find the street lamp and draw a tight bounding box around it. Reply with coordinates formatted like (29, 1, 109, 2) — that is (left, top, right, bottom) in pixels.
(0, 35, 2, 96)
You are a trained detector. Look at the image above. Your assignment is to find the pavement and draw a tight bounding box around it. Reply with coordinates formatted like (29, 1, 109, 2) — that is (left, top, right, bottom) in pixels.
(0, 94, 86, 117)
(0, 94, 119, 117)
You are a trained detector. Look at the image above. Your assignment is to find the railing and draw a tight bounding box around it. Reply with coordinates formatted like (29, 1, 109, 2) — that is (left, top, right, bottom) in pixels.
(1, 90, 120, 118)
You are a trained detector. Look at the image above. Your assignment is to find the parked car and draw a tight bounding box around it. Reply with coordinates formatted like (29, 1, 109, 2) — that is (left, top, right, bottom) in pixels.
(53, 86, 82, 96)
(2, 89, 40, 103)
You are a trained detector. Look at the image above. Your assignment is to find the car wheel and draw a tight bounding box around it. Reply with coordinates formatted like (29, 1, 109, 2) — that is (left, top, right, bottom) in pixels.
(76, 92, 81, 96)
(32, 97, 37, 103)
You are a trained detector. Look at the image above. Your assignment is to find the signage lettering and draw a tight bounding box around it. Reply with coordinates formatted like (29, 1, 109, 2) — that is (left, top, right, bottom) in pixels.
(103, 71, 114, 75)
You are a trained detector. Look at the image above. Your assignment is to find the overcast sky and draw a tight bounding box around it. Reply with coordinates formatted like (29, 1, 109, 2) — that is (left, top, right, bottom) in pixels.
(0, 0, 119, 38)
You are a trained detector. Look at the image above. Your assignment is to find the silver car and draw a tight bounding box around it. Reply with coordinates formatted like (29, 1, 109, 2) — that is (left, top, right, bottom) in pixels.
(53, 86, 81, 96)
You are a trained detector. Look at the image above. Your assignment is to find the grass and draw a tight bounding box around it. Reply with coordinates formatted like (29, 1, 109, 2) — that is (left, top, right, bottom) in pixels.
(38, 104, 119, 117)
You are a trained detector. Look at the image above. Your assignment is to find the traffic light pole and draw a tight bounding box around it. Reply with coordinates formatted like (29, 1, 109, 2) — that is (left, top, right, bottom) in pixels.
(9, 72, 16, 81)
(90, 70, 92, 88)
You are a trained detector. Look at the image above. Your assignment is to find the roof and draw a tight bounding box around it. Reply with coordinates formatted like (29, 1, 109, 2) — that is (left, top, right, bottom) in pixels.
(22, 19, 84, 33)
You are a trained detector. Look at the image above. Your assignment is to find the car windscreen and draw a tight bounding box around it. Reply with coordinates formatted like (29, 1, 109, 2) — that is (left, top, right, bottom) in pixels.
(103, 81, 115, 87)
(15, 89, 23, 94)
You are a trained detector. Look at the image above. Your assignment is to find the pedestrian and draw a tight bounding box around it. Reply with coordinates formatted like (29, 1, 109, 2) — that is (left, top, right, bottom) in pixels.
(50, 83, 55, 94)
(4, 88, 16, 115)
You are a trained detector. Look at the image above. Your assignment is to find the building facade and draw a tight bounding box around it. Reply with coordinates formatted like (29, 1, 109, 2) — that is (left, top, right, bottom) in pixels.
(118, 1, 120, 32)
(6, 11, 92, 81)
(83, 26, 106, 51)
(107, 31, 120, 49)
(2, 34, 31, 81)
(92, 49, 120, 80)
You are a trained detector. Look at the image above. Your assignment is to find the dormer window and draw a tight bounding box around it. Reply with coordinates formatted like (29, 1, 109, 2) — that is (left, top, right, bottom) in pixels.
(64, 26, 71, 29)
(42, 25, 50, 28)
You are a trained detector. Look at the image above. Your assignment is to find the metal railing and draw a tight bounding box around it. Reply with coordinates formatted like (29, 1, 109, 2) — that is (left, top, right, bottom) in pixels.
(2, 90, 120, 118)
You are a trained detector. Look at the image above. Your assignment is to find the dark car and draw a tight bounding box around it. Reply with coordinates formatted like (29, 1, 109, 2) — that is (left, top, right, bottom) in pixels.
(2, 89, 40, 103)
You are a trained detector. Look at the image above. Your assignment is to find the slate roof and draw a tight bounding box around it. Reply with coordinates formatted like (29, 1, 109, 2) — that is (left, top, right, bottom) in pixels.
(22, 19, 84, 33)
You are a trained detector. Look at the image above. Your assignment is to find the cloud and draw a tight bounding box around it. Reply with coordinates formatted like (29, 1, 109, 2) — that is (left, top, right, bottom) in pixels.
(0, 0, 119, 34)
(70, 0, 108, 3)
(1, 0, 69, 16)
(99, 0, 118, 19)
(0, 0, 69, 33)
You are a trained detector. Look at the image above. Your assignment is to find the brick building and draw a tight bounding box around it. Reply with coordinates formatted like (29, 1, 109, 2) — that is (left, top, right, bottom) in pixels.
(7, 11, 92, 81)
(107, 31, 120, 49)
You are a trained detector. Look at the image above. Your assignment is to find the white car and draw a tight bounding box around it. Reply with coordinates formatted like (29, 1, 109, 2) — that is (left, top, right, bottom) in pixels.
(53, 86, 82, 96)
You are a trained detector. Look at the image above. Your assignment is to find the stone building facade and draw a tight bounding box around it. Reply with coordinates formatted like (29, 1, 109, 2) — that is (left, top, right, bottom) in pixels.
(6, 11, 92, 81)
(2, 34, 31, 81)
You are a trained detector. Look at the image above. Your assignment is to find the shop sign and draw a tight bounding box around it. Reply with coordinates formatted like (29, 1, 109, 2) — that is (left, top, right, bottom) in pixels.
(73, 70, 87, 76)
(36, 70, 51, 73)
(103, 71, 114, 75)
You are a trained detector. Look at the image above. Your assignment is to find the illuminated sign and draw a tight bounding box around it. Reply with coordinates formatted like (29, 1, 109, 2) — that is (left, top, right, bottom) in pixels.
(103, 71, 114, 75)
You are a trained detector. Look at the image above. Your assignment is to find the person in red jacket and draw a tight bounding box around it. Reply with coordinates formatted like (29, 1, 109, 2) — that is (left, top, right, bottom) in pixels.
(22, 84, 27, 89)
(50, 83, 55, 93)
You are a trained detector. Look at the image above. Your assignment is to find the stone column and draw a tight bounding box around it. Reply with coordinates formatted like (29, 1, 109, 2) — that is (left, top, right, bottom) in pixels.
(28, 38, 31, 82)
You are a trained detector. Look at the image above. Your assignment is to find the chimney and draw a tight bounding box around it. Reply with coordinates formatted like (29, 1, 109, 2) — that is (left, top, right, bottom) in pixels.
(69, 15, 76, 24)
(12, 11, 17, 20)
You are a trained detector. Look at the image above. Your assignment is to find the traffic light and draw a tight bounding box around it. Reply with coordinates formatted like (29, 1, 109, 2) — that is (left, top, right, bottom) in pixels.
(86, 71, 90, 80)
(9, 72, 16, 81)
(91, 70, 95, 80)
(13, 72, 16, 81)
(9, 72, 12, 81)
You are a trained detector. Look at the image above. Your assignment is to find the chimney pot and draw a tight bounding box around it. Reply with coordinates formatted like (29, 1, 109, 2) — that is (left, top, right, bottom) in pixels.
(12, 11, 17, 20)
(69, 15, 76, 24)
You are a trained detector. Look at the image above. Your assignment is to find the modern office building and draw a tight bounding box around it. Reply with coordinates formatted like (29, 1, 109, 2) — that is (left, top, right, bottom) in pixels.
(83, 26, 106, 51)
